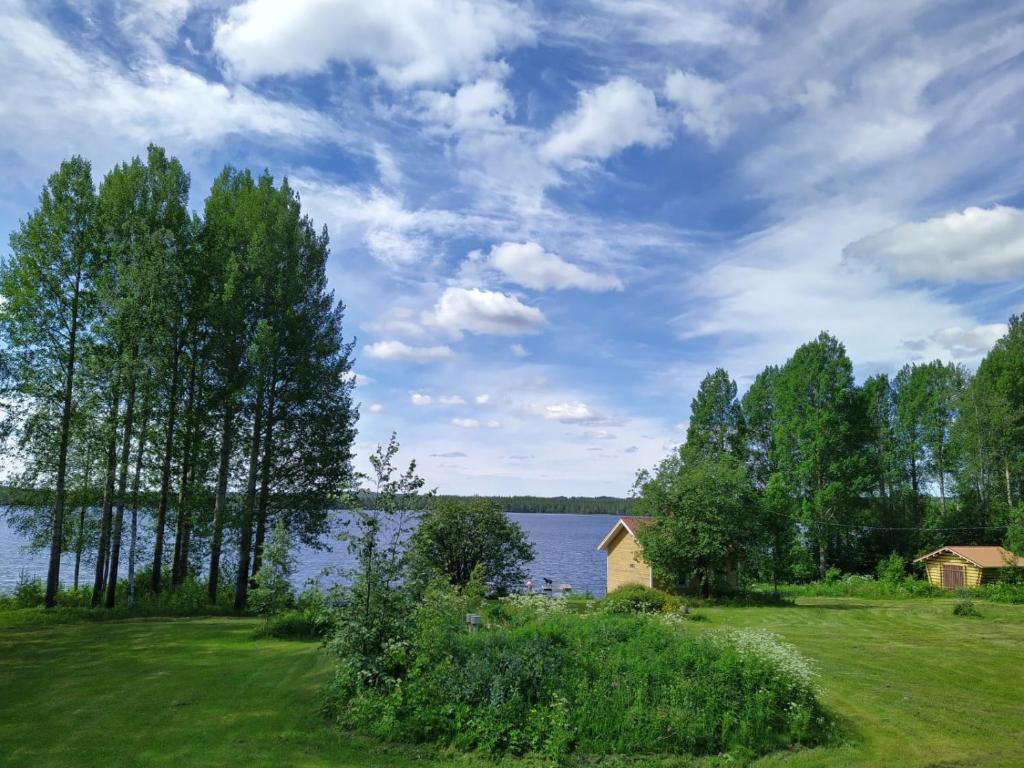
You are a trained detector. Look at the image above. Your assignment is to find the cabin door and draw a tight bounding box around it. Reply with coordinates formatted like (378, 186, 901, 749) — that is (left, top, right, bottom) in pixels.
(941, 564, 965, 589)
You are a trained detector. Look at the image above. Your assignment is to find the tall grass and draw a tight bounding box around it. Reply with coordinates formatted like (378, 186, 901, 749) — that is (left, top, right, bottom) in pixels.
(326, 584, 832, 760)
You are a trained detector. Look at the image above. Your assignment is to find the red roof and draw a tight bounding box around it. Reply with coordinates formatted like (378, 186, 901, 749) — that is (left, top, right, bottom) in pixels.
(597, 516, 652, 551)
(914, 546, 1024, 568)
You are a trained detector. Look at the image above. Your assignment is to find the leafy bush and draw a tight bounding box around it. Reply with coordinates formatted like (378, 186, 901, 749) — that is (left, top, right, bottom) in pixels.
(250, 521, 296, 616)
(326, 583, 831, 760)
(876, 553, 906, 585)
(259, 610, 324, 640)
(601, 584, 680, 614)
(13, 573, 44, 608)
(953, 599, 981, 617)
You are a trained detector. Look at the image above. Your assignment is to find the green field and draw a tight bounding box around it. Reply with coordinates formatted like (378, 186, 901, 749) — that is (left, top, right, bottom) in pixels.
(1, 598, 1022, 767)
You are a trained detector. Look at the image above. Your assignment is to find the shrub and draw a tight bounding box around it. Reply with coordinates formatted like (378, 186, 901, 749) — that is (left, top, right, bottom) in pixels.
(327, 583, 831, 760)
(601, 584, 679, 614)
(953, 599, 981, 617)
(13, 573, 44, 608)
(876, 553, 906, 585)
(260, 610, 325, 640)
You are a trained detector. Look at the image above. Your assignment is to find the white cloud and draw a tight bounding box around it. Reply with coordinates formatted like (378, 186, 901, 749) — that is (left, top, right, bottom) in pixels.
(451, 417, 480, 428)
(418, 78, 514, 133)
(541, 77, 670, 167)
(483, 241, 623, 291)
(429, 287, 546, 336)
(510, 343, 528, 357)
(369, 403, 385, 413)
(439, 394, 467, 405)
(0, 6, 341, 177)
(365, 340, 455, 362)
(474, 394, 491, 405)
(843, 205, 1024, 284)
(528, 400, 608, 425)
(584, 429, 616, 440)
(929, 324, 1008, 358)
(291, 178, 471, 268)
(214, 0, 534, 87)
(664, 70, 731, 145)
(582, 1, 759, 47)
(410, 393, 433, 406)
(343, 371, 376, 386)
(486, 420, 502, 429)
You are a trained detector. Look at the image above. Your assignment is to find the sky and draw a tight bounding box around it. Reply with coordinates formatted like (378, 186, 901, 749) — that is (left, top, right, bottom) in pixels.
(1, 0, 1023, 496)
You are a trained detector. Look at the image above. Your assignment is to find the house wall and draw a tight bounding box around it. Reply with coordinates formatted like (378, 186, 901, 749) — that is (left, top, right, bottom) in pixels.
(605, 528, 652, 593)
(922, 553, 984, 588)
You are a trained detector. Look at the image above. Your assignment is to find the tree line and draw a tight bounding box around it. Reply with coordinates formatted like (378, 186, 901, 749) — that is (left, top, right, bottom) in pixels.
(0, 147, 357, 609)
(432, 494, 634, 516)
(635, 326, 1024, 589)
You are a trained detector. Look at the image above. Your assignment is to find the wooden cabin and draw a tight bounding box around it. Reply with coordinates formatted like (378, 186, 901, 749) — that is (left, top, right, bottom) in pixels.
(913, 546, 1024, 589)
(597, 516, 738, 595)
(597, 516, 654, 593)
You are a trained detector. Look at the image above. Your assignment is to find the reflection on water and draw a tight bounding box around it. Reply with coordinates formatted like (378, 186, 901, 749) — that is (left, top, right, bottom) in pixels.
(0, 510, 620, 597)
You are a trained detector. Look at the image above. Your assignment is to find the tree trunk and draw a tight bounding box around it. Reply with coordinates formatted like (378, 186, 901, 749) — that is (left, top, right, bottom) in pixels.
(105, 356, 138, 608)
(171, 347, 198, 586)
(208, 403, 235, 605)
(937, 443, 946, 516)
(73, 444, 92, 593)
(1006, 458, 1014, 509)
(151, 335, 182, 593)
(126, 395, 151, 609)
(251, 376, 278, 580)
(45, 269, 82, 608)
(91, 376, 121, 608)
(234, 384, 265, 609)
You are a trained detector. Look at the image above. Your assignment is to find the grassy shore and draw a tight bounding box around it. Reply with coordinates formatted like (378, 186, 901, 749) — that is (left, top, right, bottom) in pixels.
(1, 598, 1022, 767)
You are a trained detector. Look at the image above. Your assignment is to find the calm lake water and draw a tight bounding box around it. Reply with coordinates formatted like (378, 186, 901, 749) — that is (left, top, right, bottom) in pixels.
(0, 511, 619, 597)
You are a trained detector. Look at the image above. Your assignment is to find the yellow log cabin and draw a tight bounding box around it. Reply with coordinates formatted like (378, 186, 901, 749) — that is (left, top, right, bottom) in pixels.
(913, 545, 1024, 589)
(597, 516, 738, 595)
(597, 516, 654, 593)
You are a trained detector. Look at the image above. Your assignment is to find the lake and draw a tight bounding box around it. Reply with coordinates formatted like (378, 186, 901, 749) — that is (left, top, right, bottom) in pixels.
(0, 511, 620, 597)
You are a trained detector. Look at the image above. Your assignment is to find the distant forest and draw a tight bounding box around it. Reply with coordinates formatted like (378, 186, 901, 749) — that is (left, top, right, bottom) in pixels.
(434, 495, 634, 516)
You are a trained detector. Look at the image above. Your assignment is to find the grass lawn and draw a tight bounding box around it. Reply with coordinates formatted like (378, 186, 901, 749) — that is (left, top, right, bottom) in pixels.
(1, 598, 1022, 767)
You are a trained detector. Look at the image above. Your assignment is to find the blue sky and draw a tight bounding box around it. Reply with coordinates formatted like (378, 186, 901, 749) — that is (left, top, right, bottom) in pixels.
(2, 0, 1023, 495)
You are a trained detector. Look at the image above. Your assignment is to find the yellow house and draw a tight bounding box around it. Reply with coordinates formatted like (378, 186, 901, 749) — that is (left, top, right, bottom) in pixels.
(913, 545, 1024, 589)
(597, 516, 654, 593)
(596, 516, 739, 595)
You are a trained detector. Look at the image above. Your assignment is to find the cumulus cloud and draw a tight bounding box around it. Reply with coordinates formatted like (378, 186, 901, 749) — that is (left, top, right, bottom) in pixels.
(410, 393, 433, 405)
(664, 70, 731, 145)
(439, 394, 467, 405)
(214, 0, 534, 87)
(528, 400, 608, 425)
(842, 205, 1024, 283)
(510, 343, 528, 357)
(474, 394, 491, 405)
(451, 417, 480, 428)
(365, 340, 455, 362)
(929, 324, 1008, 358)
(429, 287, 546, 336)
(541, 77, 670, 167)
(482, 241, 623, 291)
(418, 78, 514, 133)
(369, 403, 385, 413)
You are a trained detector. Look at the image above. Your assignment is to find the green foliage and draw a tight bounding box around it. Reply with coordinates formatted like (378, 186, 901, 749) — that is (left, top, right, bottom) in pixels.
(634, 450, 756, 594)
(250, 520, 296, 616)
(327, 435, 428, 690)
(876, 553, 906, 585)
(601, 584, 680, 614)
(327, 583, 831, 760)
(953, 598, 981, 617)
(407, 497, 534, 596)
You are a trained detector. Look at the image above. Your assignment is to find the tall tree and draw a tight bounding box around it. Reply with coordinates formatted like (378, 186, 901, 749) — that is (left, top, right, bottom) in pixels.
(771, 332, 871, 576)
(683, 368, 745, 462)
(1, 157, 100, 607)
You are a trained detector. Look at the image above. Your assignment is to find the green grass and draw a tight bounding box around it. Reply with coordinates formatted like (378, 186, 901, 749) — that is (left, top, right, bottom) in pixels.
(1, 598, 1022, 767)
